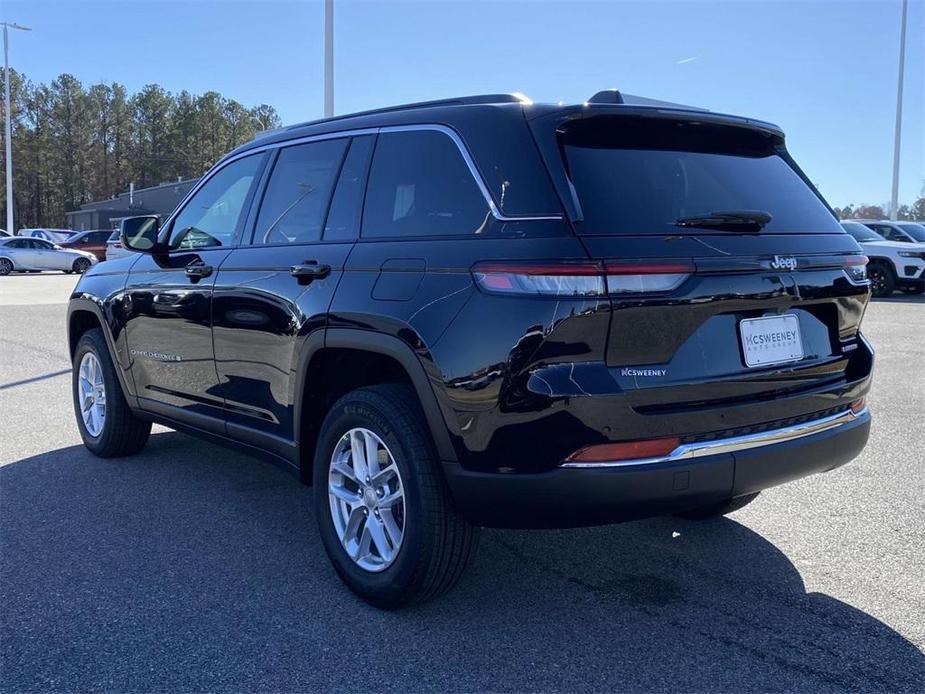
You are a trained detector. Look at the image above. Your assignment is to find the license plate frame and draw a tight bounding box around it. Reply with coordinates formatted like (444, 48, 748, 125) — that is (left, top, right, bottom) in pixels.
(739, 314, 804, 368)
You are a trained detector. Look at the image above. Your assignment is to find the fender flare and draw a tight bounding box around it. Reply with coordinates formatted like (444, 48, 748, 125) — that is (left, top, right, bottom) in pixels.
(67, 297, 138, 407)
(293, 328, 458, 463)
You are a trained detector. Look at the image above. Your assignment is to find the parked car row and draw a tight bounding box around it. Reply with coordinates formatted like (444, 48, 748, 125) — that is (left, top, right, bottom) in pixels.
(0, 236, 99, 275)
(841, 220, 925, 297)
(0, 227, 131, 275)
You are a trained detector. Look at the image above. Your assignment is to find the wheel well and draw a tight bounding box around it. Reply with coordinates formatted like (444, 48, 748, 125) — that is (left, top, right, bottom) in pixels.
(69, 310, 103, 356)
(298, 348, 416, 484)
(867, 257, 896, 275)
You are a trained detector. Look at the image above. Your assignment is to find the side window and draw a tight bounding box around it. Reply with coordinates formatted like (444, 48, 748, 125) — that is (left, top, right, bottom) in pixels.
(253, 139, 347, 245)
(324, 136, 374, 241)
(168, 154, 263, 250)
(361, 130, 489, 238)
(32, 239, 52, 250)
(872, 224, 900, 242)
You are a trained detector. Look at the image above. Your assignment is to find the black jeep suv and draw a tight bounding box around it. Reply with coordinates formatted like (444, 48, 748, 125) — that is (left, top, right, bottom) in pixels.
(68, 91, 873, 607)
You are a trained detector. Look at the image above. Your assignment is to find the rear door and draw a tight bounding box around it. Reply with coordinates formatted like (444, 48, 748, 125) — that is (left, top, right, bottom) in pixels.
(123, 152, 266, 431)
(212, 136, 369, 453)
(552, 115, 869, 419)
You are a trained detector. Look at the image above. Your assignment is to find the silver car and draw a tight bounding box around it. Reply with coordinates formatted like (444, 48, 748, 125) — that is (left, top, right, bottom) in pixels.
(0, 237, 99, 275)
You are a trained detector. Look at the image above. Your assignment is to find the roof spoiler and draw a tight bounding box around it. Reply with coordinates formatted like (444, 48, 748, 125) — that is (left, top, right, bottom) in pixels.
(586, 89, 709, 112)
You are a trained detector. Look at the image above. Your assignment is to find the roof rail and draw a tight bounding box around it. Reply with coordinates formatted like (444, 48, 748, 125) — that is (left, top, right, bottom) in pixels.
(277, 93, 529, 135)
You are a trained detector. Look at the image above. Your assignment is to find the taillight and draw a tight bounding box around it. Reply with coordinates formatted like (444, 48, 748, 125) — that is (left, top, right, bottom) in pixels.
(471, 260, 693, 297)
(605, 261, 694, 294)
(844, 255, 868, 283)
(471, 261, 606, 297)
(565, 437, 681, 464)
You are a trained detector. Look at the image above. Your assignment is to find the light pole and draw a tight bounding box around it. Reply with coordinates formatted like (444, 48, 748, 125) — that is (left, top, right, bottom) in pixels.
(2, 21, 31, 235)
(323, 0, 334, 118)
(889, 0, 908, 220)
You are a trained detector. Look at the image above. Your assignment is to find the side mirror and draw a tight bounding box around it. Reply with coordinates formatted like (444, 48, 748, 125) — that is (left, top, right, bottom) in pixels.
(120, 216, 161, 253)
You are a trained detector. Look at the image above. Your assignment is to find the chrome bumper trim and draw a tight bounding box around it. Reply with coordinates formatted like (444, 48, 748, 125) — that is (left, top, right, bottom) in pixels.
(561, 407, 868, 469)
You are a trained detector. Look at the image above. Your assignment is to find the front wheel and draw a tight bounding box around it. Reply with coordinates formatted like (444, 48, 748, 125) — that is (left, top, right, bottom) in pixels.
(313, 384, 479, 608)
(867, 262, 895, 298)
(72, 257, 91, 274)
(73, 328, 151, 457)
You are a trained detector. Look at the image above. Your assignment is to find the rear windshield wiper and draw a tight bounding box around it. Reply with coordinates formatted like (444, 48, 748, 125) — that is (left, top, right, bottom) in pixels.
(674, 210, 772, 231)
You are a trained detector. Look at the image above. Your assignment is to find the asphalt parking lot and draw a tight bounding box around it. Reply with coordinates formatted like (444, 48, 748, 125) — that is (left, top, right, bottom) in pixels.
(1, 273, 923, 692)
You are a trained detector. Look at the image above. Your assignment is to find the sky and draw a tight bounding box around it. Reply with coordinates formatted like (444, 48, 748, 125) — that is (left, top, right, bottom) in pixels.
(4, 0, 924, 209)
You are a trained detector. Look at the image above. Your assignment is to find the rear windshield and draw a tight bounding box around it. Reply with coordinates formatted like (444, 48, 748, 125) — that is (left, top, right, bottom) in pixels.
(561, 117, 842, 235)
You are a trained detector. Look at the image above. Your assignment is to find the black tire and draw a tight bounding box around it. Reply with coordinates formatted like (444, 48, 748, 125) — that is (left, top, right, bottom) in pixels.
(867, 261, 895, 298)
(313, 384, 479, 609)
(0, 258, 12, 275)
(677, 492, 760, 520)
(72, 257, 91, 274)
(72, 328, 151, 457)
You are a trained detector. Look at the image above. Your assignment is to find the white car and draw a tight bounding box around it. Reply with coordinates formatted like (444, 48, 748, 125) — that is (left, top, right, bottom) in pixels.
(104, 229, 135, 261)
(0, 236, 99, 275)
(18, 228, 78, 244)
(858, 219, 925, 245)
(842, 221, 925, 297)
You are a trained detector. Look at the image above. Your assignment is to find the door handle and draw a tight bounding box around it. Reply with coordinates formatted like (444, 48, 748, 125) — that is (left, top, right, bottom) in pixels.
(185, 262, 213, 280)
(290, 261, 331, 283)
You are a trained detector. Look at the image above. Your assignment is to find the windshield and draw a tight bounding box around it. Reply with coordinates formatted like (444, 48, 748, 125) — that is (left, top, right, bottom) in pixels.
(560, 117, 842, 235)
(841, 222, 883, 242)
(897, 223, 925, 242)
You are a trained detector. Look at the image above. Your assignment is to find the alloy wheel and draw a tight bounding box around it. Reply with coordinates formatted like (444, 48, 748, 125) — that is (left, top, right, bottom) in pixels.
(0, 258, 12, 275)
(78, 352, 106, 437)
(328, 427, 406, 572)
(74, 258, 91, 273)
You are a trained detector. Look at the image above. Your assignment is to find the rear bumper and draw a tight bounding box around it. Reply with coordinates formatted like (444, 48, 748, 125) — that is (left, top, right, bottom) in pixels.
(444, 408, 870, 528)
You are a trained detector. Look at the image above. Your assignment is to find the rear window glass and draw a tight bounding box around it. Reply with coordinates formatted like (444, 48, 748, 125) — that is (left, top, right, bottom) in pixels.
(253, 139, 347, 245)
(561, 117, 842, 235)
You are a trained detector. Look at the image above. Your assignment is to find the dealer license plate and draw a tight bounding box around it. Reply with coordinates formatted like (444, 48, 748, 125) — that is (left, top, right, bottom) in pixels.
(739, 314, 804, 368)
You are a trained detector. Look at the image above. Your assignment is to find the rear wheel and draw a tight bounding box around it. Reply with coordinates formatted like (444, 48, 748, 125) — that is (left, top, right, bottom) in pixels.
(72, 257, 91, 274)
(73, 328, 151, 457)
(677, 492, 760, 519)
(313, 384, 479, 608)
(0, 258, 12, 275)
(867, 261, 895, 298)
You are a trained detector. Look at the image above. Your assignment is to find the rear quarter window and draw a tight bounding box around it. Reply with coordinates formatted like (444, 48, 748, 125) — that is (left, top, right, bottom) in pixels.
(361, 130, 489, 238)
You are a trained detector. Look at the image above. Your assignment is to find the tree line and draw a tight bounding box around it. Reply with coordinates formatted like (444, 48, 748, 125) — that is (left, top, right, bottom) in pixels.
(833, 195, 925, 222)
(1, 69, 923, 230)
(0, 70, 281, 230)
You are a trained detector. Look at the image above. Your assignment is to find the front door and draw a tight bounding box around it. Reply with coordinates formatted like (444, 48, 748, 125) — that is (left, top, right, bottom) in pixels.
(123, 152, 266, 431)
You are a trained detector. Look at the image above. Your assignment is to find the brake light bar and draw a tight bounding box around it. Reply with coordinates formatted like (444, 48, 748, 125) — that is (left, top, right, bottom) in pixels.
(471, 260, 694, 297)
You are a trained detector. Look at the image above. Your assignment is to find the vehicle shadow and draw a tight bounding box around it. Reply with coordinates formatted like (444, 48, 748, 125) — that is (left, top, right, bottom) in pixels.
(2, 433, 922, 693)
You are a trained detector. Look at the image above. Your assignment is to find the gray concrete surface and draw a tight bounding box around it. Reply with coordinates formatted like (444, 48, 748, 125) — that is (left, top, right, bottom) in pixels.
(1, 273, 923, 692)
